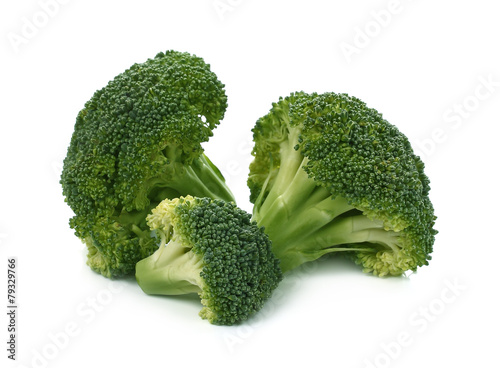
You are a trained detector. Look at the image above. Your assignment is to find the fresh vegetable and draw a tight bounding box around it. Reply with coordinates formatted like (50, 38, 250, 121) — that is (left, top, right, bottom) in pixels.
(249, 91, 437, 276)
(135, 196, 282, 325)
(61, 50, 234, 278)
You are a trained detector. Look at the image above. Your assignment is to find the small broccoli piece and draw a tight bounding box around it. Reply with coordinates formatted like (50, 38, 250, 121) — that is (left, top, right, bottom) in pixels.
(249, 92, 437, 276)
(135, 196, 282, 325)
(61, 50, 235, 278)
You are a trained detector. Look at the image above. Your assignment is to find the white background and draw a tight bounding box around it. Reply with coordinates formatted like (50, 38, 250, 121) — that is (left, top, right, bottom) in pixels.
(1, 1, 499, 367)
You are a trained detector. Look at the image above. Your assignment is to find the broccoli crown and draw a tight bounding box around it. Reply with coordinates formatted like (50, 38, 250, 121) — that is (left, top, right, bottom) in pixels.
(249, 91, 437, 276)
(61, 50, 234, 278)
(136, 196, 283, 326)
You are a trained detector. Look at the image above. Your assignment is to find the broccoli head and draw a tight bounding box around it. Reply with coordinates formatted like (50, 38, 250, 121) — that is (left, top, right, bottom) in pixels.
(135, 196, 283, 325)
(61, 50, 235, 278)
(249, 91, 437, 276)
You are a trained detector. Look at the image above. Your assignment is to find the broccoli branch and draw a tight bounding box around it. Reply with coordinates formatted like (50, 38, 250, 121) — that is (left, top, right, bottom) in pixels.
(135, 229, 204, 295)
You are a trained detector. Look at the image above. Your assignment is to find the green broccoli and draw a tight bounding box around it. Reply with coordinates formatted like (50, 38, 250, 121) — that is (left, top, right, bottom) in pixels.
(135, 196, 282, 325)
(61, 50, 235, 278)
(249, 91, 437, 276)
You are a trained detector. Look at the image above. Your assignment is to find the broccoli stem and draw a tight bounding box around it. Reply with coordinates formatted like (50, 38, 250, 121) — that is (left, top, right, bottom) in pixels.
(148, 153, 235, 204)
(135, 231, 204, 295)
(117, 206, 155, 229)
(274, 214, 402, 272)
(174, 153, 235, 203)
(253, 130, 402, 273)
(254, 126, 305, 217)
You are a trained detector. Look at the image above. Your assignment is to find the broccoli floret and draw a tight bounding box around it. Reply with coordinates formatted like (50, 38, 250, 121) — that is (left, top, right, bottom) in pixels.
(249, 92, 437, 276)
(61, 50, 235, 278)
(135, 196, 282, 325)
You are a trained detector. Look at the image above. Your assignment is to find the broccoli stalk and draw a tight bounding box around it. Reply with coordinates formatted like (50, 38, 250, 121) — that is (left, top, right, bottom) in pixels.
(135, 234, 204, 296)
(249, 92, 437, 276)
(61, 50, 235, 278)
(135, 196, 283, 325)
(253, 153, 405, 273)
